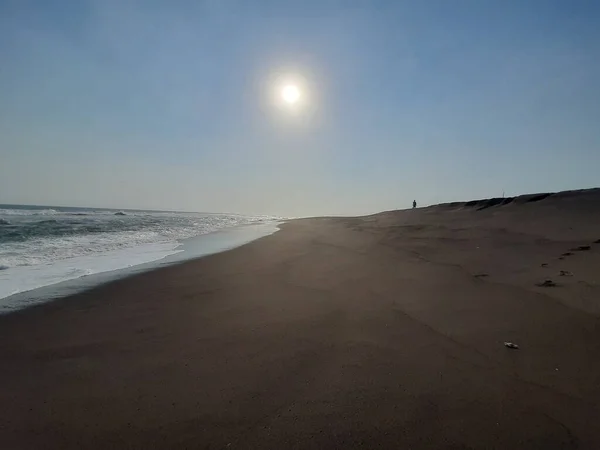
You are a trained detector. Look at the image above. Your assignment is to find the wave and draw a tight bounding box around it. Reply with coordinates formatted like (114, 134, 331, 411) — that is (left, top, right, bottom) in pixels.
(0, 210, 282, 304)
(37, 209, 58, 215)
(0, 208, 58, 216)
(0, 211, 280, 270)
(0, 219, 10, 225)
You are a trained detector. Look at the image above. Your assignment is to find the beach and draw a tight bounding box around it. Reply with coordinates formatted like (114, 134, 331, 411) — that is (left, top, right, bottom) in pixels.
(1, 189, 600, 449)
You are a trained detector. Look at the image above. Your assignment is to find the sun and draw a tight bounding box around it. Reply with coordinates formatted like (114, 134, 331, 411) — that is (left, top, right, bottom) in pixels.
(281, 84, 301, 104)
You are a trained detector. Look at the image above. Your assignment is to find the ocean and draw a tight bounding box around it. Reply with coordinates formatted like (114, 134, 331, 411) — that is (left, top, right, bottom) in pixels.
(0, 205, 281, 310)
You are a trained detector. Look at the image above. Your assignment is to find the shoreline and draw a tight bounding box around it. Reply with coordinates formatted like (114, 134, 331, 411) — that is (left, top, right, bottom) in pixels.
(0, 221, 281, 313)
(1, 191, 600, 449)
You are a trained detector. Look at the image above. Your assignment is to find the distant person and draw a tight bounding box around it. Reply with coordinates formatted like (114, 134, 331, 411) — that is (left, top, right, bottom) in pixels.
(413, 200, 417, 209)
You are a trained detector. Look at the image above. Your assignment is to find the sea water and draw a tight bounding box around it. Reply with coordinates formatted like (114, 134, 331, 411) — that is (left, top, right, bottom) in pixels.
(0, 205, 281, 310)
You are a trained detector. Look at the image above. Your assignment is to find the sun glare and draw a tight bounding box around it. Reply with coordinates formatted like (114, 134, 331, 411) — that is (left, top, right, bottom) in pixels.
(281, 84, 301, 104)
(268, 72, 311, 116)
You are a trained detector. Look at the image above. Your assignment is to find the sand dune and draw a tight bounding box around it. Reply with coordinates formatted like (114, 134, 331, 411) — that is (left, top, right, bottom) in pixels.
(1, 188, 599, 449)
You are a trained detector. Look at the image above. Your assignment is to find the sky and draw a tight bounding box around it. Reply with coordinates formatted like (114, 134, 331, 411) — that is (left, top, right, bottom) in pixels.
(1, 0, 599, 216)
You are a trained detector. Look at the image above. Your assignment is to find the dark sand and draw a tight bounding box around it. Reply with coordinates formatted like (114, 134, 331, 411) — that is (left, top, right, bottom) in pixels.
(1, 189, 600, 449)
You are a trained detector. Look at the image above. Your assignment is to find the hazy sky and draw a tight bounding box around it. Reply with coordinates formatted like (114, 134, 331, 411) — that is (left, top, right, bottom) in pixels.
(1, 1, 599, 216)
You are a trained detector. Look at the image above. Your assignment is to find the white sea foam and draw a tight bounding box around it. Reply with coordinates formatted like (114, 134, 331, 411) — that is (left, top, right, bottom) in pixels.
(0, 241, 182, 302)
(0, 206, 281, 304)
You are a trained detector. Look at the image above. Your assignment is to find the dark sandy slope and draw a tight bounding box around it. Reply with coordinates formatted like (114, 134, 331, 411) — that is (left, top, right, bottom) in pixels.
(1, 189, 600, 449)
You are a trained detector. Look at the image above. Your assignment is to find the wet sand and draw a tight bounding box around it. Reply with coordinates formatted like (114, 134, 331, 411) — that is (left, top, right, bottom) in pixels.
(1, 189, 600, 449)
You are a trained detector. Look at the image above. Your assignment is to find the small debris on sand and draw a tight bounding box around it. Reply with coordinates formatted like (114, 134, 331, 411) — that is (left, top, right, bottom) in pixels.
(572, 245, 591, 251)
(504, 342, 519, 349)
(536, 279, 557, 287)
(559, 270, 573, 277)
(541, 263, 548, 267)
